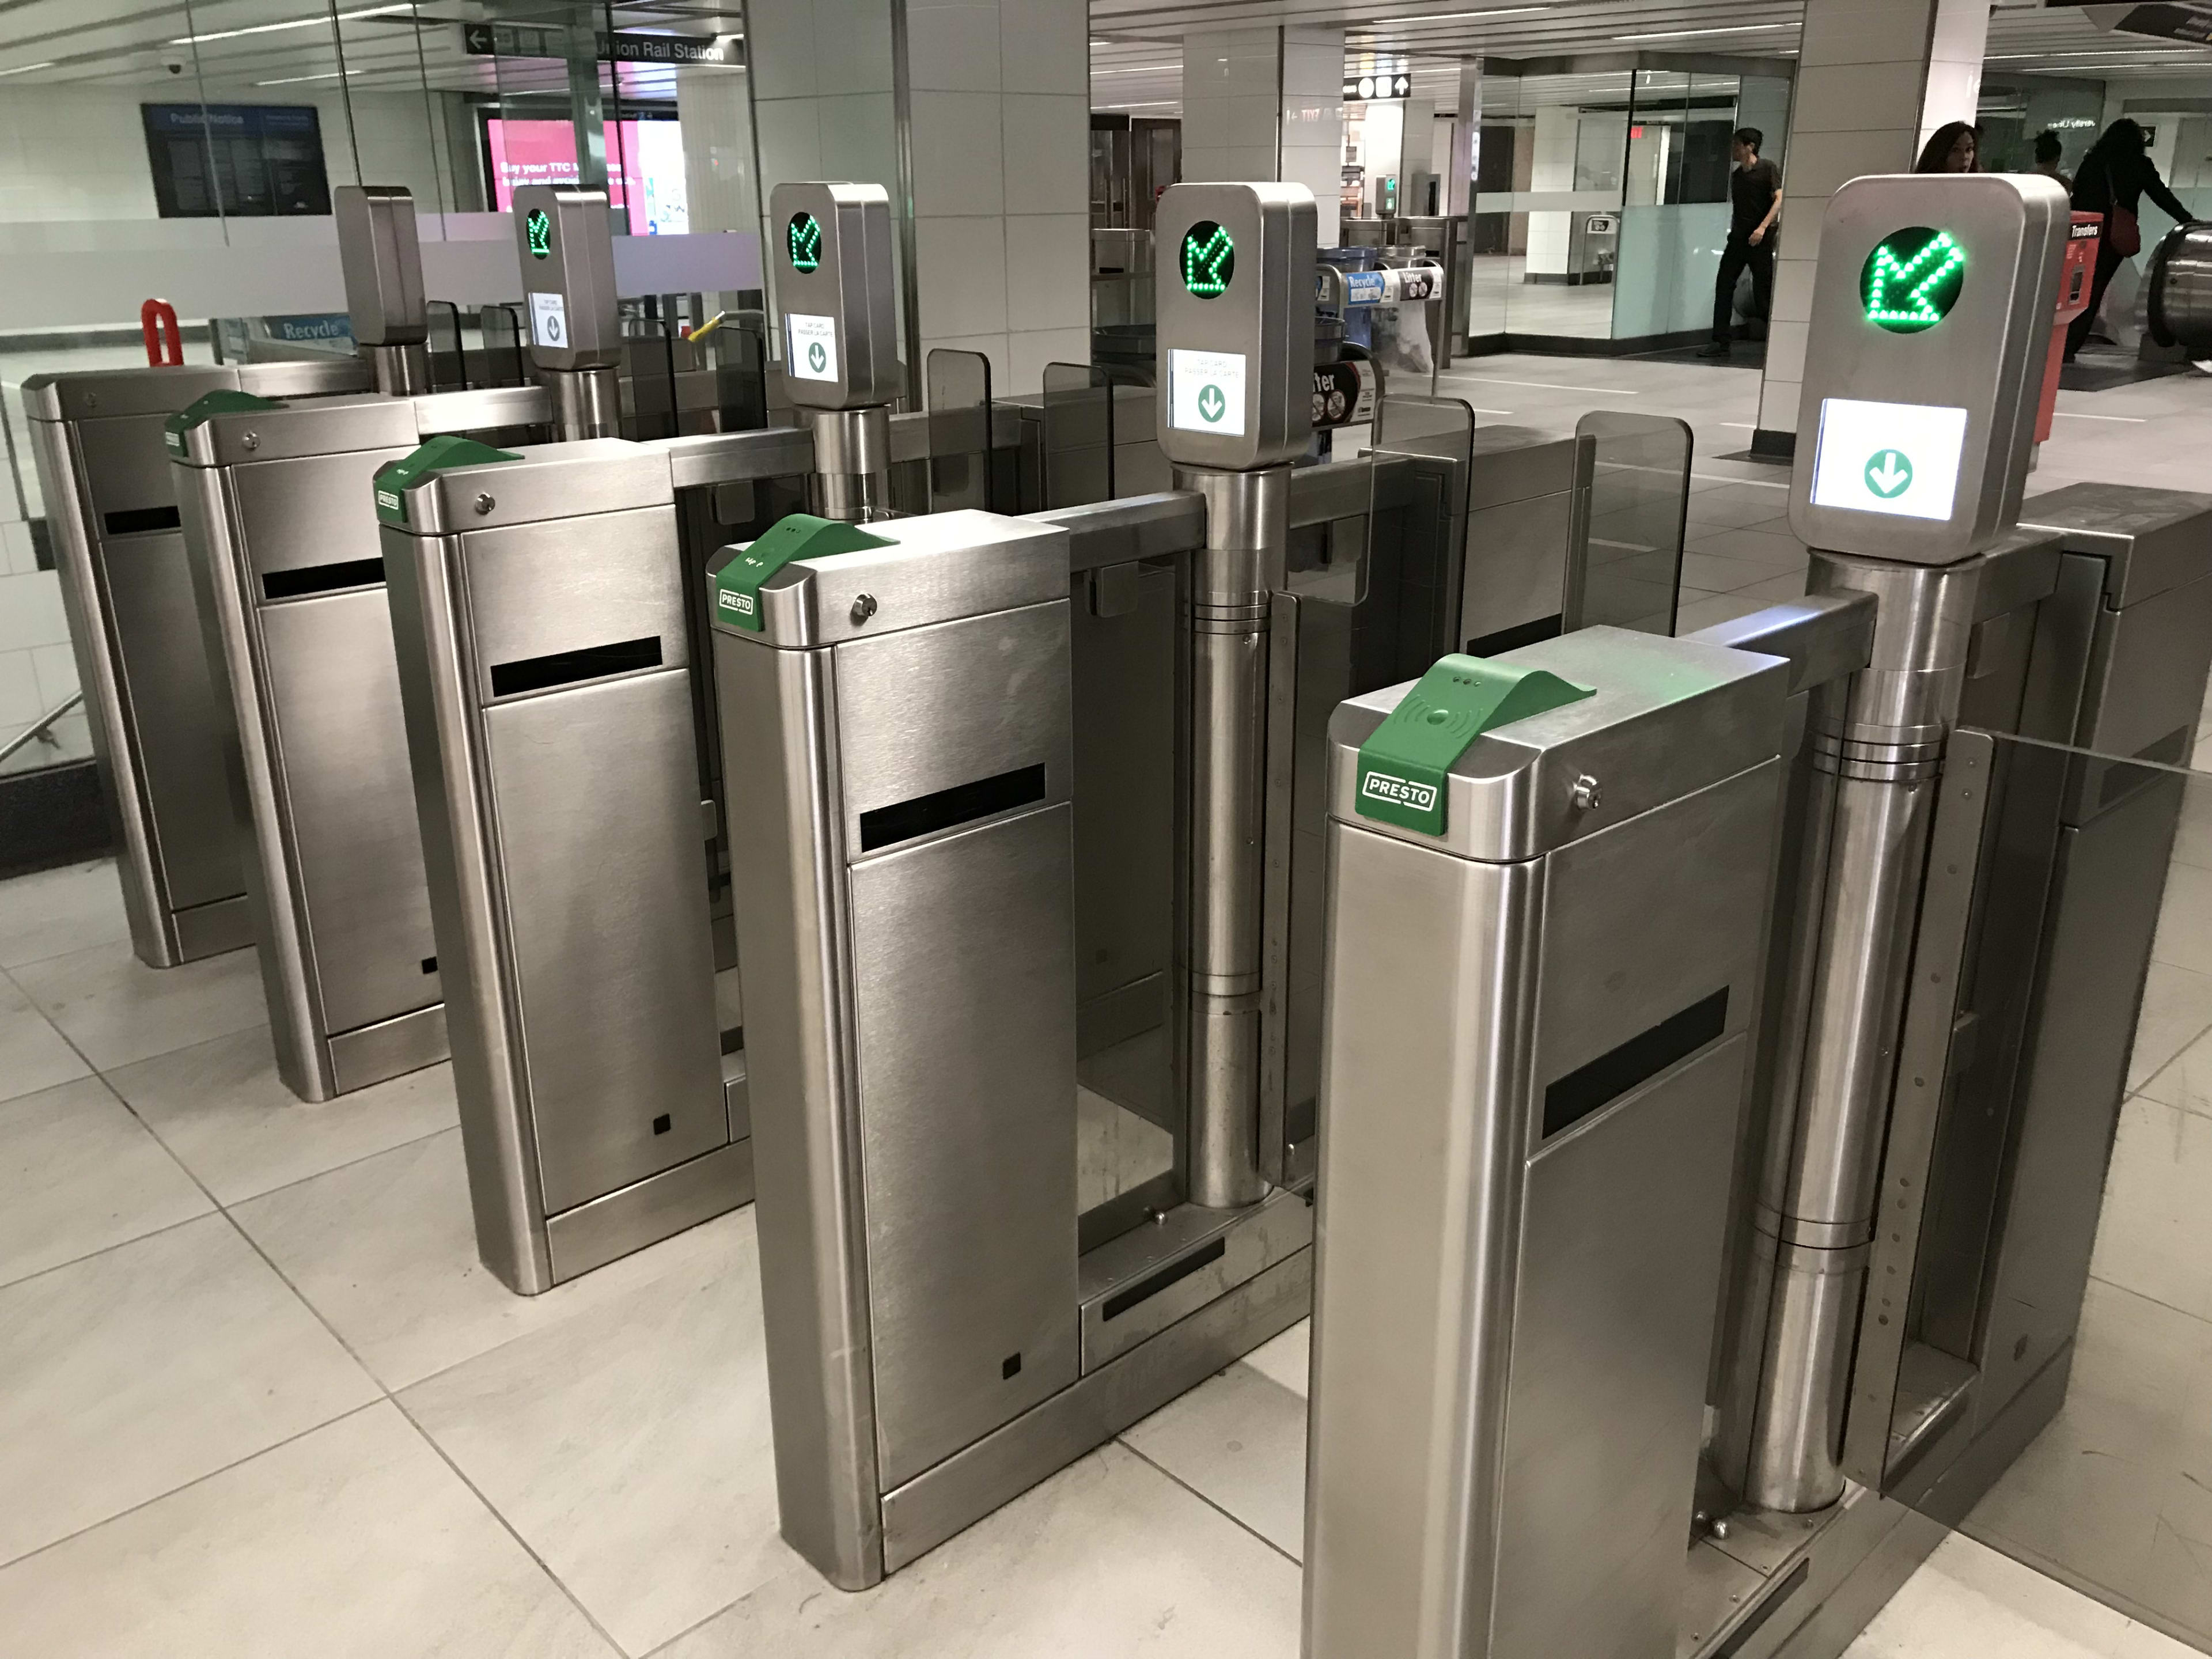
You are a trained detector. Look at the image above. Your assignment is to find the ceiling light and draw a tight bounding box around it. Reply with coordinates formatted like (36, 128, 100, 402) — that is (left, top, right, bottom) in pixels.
(1092, 65, 1176, 75)
(169, 3, 411, 46)
(0, 60, 54, 77)
(1366, 6, 1552, 22)
(1613, 22, 1794, 40)
(254, 69, 360, 85)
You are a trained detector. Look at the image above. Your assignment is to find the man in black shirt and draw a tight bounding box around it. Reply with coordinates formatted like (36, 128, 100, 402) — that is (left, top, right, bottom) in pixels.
(1700, 127, 1782, 359)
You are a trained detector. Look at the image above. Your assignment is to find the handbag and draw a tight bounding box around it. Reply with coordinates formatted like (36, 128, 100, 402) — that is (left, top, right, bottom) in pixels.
(2093, 156, 2142, 257)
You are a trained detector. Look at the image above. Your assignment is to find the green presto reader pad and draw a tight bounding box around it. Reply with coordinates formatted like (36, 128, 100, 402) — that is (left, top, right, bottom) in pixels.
(710, 513, 892, 633)
(162, 390, 281, 458)
(1355, 653, 1594, 836)
(372, 435, 521, 526)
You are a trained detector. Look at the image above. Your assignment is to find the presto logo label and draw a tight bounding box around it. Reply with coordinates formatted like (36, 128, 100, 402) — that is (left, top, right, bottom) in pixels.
(1360, 770, 1436, 813)
(375, 488, 401, 515)
(717, 589, 754, 617)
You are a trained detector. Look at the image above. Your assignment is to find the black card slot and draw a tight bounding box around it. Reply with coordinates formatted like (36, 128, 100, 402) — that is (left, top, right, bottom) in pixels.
(490, 635, 664, 698)
(1101, 1237, 1227, 1322)
(1542, 987, 1729, 1139)
(102, 505, 183, 537)
(1467, 613, 1562, 658)
(858, 762, 1047, 851)
(261, 558, 389, 600)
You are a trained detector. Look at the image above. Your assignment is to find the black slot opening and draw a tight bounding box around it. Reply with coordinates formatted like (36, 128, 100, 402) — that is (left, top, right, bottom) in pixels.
(1543, 987, 1728, 1139)
(1467, 613, 1562, 658)
(1101, 1237, 1227, 1322)
(102, 505, 182, 537)
(1001, 1353, 1022, 1380)
(719, 1025, 744, 1056)
(652, 1113, 672, 1135)
(420, 956, 437, 975)
(261, 558, 388, 600)
(490, 635, 663, 698)
(858, 763, 1047, 852)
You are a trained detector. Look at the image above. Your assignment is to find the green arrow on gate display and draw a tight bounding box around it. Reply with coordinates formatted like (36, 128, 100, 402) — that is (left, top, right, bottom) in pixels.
(1197, 383, 1226, 424)
(808, 340, 827, 373)
(1865, 449, 1913, 498)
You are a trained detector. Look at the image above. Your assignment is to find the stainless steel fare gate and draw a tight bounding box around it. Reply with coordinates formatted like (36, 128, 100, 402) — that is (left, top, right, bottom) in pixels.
(380, 440, 741, 1294)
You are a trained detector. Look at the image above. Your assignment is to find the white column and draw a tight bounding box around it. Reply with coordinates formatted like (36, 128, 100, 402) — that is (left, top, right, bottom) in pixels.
(1753, 0, 1994, 454)
(746, 0, 1090, 396)
(1182, 25, 1347, 245)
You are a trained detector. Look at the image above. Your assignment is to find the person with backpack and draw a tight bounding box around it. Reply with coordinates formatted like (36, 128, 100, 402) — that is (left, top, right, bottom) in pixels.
(2067, 118, 2196, 361)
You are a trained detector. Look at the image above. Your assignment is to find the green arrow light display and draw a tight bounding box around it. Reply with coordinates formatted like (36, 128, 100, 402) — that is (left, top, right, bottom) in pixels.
(525, 208, 552, 260)
(788, 212, 822, 274)
(1862, 226, 1967, 333)
(1181, 220, 1234, 299)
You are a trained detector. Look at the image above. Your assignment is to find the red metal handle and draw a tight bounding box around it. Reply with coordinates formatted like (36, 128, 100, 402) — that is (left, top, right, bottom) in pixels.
(140, 299, 183, 368)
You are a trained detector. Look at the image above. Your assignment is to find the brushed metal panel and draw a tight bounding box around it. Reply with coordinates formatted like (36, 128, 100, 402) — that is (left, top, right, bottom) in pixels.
(1460, 490, 1571, 649)
(1078, 1188, 1312, 1370)
(257, 588, 441, 1037)
(711, 630, 884, 1589)
(833, 600, 1073, 851)
(172, 895, 254, 961)
(459, 505, 692, 697)
(234, 448, 411, 577)
(1304, 821, 1544, 1659)
(546, 1138, 753, 1283)
(849, 805, 1080, 1489)
(484, 669, 724, 1214)
(99, 531, 244, 912)
(76, 412, 190, 526)
(1532, 761, 1779, 1094)
(1465, 429, 1577, 509)
(328, 1001, 449, 1094)
(881, 1248, 1311, 1575)
(1494, 1039, 1744, 1659)
(2080, 571, 2212, 760)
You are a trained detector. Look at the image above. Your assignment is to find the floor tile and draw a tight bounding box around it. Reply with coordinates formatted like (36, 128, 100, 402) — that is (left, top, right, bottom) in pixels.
(108, 1025, 457, 1206)
(0, 1214, 378, 1565)
(2130, 962, 2212, 1093)
(2088, 1099, 2212, 1321)
(234, 1128, 742, 1392)
(0, 972, 88, 1103)
(1687, 486, 1796, 531)
(1679, 549, 1786, 594)
(1687, 526, 1809, 569)
(1676, 592, 1772, 634)
(0, 1403, 618, 1659)
(1735, 570, 1811, 602)
(0, 859, 131, 969)
(0, 1076, 210, 1289)
(1243, 1318, 1310, 1399)
(1120, 1357, 1309, 1556)
(1844, 1533, 2130, 1658)
(400, 1207, 774, 1656)
(2154, 862, 2212, 979)
(9, 938, 267, 1072)
(2139, 1022, 2212, 1121)
(654, 1442, 1301, 1659)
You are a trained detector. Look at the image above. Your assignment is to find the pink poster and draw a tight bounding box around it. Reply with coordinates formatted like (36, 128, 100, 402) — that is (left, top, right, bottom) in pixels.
(486, 118, 688, 235)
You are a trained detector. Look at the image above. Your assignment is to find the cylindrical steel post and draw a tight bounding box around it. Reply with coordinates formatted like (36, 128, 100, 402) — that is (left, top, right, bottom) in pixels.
(366, 342, 432, 397)
(1178, 465, 1289, 1210)
(805, 406, 894, 523)
(1725, 549, 1979, 1512)
(549, 364, 623, 441)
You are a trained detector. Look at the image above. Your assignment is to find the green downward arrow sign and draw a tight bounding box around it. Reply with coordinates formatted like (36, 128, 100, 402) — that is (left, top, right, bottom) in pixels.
(1865, 450, 1913, 498)
(1197, 383, 1226, 423)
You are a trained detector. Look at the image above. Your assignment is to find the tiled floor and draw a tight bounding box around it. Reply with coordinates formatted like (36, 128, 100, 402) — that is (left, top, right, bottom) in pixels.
(6, 354, 2212, 1656)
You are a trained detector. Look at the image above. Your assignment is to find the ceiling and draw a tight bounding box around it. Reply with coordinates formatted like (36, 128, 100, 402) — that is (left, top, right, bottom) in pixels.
(0, 1, 2204, 112)
(1091, 0, 2212, 116)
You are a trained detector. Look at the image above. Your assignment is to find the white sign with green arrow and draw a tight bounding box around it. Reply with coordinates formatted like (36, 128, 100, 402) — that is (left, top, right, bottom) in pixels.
(1168, 347, 1248, 437)
(1809, 396, 1968, 524)
(786, 312, 839, 382)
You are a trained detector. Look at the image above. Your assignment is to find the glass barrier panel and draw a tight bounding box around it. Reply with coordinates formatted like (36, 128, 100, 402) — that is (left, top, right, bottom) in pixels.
(925, 349, 994, 512)
(1575, 409, 1691, 635)
(1041, 361, 1113, 509)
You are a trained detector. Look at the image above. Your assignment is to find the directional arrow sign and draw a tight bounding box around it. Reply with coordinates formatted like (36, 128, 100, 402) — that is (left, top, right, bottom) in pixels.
(1197, 383, 1226, 424)
(1865, 449, 1913, 498)
(808, 340, 827, 372)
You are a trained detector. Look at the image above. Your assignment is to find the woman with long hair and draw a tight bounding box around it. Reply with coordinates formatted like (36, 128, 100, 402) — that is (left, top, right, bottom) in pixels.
(1915, 121, 1979, 174)
(2067, 118, 2195, 359)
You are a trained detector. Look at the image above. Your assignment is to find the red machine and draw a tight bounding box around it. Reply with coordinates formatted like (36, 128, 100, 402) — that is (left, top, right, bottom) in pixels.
(139, 298, 182, 368)
(2036, 212, 2102, 442)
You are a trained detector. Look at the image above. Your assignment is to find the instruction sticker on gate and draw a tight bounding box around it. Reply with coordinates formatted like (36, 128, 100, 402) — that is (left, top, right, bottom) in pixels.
(1354, 654, 1594, 836)
(529, 291, 568, 349)
(1809, 397, 1969, 524)
(1168, 347, 1247, 436)
(786, 312, 839, 382)
(710, 513, 892, 633)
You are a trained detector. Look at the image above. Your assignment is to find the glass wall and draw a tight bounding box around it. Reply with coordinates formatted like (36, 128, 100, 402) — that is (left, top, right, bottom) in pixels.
(0, 0, 762, 779)
(1464, 58, 1791, 349)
